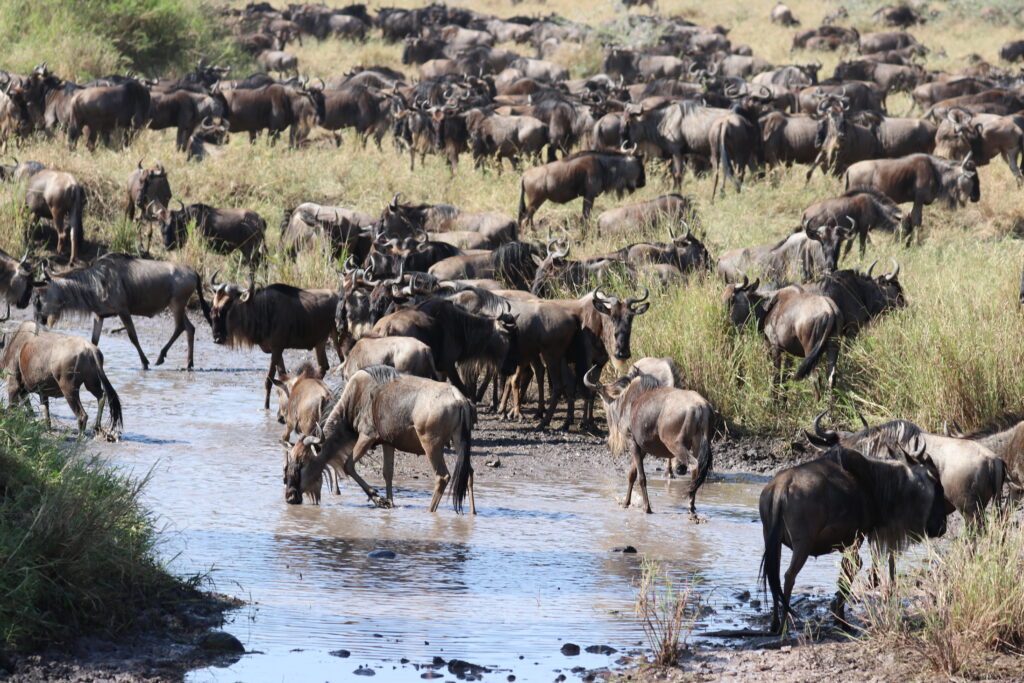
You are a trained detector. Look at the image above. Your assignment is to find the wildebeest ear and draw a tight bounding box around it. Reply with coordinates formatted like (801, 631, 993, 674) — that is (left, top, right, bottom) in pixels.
(531, 254, 545, 266)
(631, 302, 650, 315)
(271, 377, 290, 394)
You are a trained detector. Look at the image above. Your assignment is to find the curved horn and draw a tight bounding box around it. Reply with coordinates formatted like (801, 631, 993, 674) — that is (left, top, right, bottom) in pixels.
(156, 161, 165, 175)
(239, 273, 255, 302)
(583, 364, 603, 391)
(813, 410, 838, 442)
(0, 303, 9, 322)
(885, 258, 900, 281)
(209, 268, 221, 287)
(137, 158, 143, 170)
(865, 259, 877, 278)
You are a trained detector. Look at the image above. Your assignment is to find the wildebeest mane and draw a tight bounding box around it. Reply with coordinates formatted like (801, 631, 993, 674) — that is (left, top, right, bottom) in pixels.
(842, 419, 923, 458)
(44, 254, 135, 318)
(415, 298, 499, 349)
(359, 363, 402, 385)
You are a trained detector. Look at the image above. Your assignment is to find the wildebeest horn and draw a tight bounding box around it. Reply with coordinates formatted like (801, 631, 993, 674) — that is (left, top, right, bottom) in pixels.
(865, 259, 877, 277)
(388, 192, 401, 210)
(626, 286, 649, 312)
(239, 274, 255, 302)
(619, 141, 637, 154)
(884, 258, 900, 281)
(209, 269, 221, 287)
(806, 410, 838, 445)
(202, 116, 214, 127)
(962, 151, 974, 167)
(156, 161, 165, 175)
(137, 158, 143, 170)
(19, 250, 29, 267)
(582, 364, 603, 390)
(174, 198, 184, 211)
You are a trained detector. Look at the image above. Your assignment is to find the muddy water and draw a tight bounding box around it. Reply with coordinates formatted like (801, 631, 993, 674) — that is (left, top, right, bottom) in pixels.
(39, 313, 848, 682)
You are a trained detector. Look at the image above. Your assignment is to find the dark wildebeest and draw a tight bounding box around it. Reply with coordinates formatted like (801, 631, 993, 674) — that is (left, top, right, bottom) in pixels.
(801, 188, 903, 256)
(214, 83, 325, 146)
(0, 320, 123, 435)
(286, 365, 477, 513)
(518, 148, 646, 228)
(804, 260, 905, 335)
(723, 278, 843, 387)
(999, 40, 1024, 63)
(585, 367, 713, 513)
(272, 362, 332, 445)
(873, 5, 925, 28)
(371, 297, 518, 398)
(148, 201, 266, 262)
(209, 273, 340, 409)
(594, 194, 694, 236)
(911, 78, 991, 111)
(33, 253, 212, 370)
(124, 160, 171, 249)
(340, 335, 438, 379)
(529, 240, 636, 298)
(716, 225, 852, 286)
(601, 230, 712, 276)
(843, 153, 980, 242)
(66, 79, 151, 149)
(760, 421, 947, 632)
(759, 112, 819, 169)
(0, 248, 35, 309)
(148, 88, 224, 151)
(934, 108, 1024, 184)
(25, 169, 85, 264)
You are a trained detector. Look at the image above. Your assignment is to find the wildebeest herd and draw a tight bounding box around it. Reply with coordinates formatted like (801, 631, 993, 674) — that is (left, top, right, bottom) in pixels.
(1, 1, 1023, 636)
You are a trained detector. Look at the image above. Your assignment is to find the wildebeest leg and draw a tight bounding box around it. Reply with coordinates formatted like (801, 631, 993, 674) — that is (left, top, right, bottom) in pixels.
(60, 379, 88, 434)
(825, 340, 840, 390)
(1004, 149, 1023, 185)
(53, 206, 67, 259)
(532, 359, 546, 420)
(264, 351, 285, 409)
(538, 359, 568, 429)
(381, 445, 395, 505)
(630, 443, 653, 513)
(119, 314, 150, 369)
(904, 200, 922, 246)
(671, 154, 685, 190)
(156, 306, 193, 368)
(559, 360, 576, 431)
(781, 543, 810, 631)
(314, 343, 329, 377)
(40, 395, 50, 428)
(581, 195, 595, 226)
(90, 315, 104, 346)
(623, 456, 638, 508)
(345, 433, 390, 507)
(423, 438, 451, 513)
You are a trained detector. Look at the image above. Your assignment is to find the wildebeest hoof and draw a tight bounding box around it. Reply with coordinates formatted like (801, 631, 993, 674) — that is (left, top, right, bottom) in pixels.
(155, 356, 165, 366)
(371, 495, 392, 509)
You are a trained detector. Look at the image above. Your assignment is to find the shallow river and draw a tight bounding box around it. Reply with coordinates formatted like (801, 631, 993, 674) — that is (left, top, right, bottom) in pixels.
(39, 313, 848, 682)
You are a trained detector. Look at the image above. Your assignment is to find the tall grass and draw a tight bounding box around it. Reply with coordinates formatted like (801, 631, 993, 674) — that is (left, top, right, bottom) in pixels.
(858, 509, 1024, 677)
(633, 560, 701, 665)
(0, 408, 188, 650)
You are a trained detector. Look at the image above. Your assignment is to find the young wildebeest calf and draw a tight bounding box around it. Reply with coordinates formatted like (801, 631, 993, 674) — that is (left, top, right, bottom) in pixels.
(341, 335, 437, 379)
(585, 368, 714, 514)
(33, 253, 212, 370)
(124, 159, 171, 222)
(272, 362, 332, 446)
(286, 365, 477, 513)
(0, 320, 123, 435)
(760, 423, 948, 632)
(25, 168, 86, 264)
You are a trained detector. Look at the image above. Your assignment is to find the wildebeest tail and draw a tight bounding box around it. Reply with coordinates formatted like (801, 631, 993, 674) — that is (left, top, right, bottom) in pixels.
(194, 271, 213, 324)
(450, 400, 476, 514)
(99, 364, 124, 431)
(716, 122, 735, 196)
(517, 179, 527, 225)
(688, 413, 713, 505)
(758, 493, 785, 617)
(794, 313, 836, 380)
(279, 206, 295, 234)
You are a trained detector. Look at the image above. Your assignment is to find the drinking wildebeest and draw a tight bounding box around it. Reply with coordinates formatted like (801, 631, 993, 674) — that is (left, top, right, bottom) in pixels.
(285, 365, 477, 513)
(843, 153, 979, 243)
(272, 361, 332, 446)
(585, 367, 713, 513)
(32, 253, 212, 370)
(0, 320, 123, 435)
(724, 277, 843, 388)
(760, 423, 947, 632)
(24, 168, 86, 265)
(340, 335, 438, 379)
(518, 148, 646, 228)
(0, 248, 35, 309)
(209, 272, 340, 409)
(147, 200, 266, 262)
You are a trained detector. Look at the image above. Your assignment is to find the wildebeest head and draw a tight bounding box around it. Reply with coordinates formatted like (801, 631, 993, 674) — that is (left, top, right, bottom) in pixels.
(147, 199, 190, 249)
(31, 264, 78, 326)
(722, 275, 766, 329)
(865, 258, 906, 310)
(529, 238, 571, 296)
(284, 434, 329, 504)
(583, 365, 639, 454)
(936, 107, 984, 160)
(805, 220, 853, 273)
(209, 271, 255, 344)
(195, 116, 230, 144)
(0, 250, 35, 309)
(592, 286, 649, 366)
(132, 159, 170, 209)
(952, 153, 981, 206)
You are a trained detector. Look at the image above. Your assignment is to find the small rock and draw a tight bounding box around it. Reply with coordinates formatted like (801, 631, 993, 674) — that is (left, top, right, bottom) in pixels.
(400, 658, 409, 664)
(611, 545, 638, 553)
(330, 650, 351, 658)
(750, 599, 762, 610)
(560, 643, 581, 656)
(421, 674, 442, 680)
(432, 656, 446, 667)
(197, 631, 244, 654)
(507, 676, 516, 682)
(735, 590, 751, 602)
(571, 666, 586, 673)
(555, 675, 567, 682)
(584, 645, 617, 655)
(353, 666, 376, 676)
(368, 550, 396, 559)
(485, 459, 501, 467)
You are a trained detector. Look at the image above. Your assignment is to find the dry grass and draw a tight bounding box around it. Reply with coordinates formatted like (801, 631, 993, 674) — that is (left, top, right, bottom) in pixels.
(633, 559, 701, 665)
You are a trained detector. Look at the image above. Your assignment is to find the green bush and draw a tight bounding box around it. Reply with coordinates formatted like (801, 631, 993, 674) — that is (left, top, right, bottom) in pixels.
(0, 408, 185, 650)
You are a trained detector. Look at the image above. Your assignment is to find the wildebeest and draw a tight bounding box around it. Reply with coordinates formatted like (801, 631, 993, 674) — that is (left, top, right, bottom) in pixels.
(257, 50, 299, 76)
(66, 79, 151, 149)
(125, 161, 171, 249)
(843, 153, 980, 242)
(759, 112, 819, 169)
(804, 261, 905, 335)
(33, 253, 212, 370)
(148, 88, 224, 151)
(716, 225, 852, 286)
(801, 188, 903, 256)
(0, 320, 123, 435)
(25, 168, 86, 264)
(770, 3, 800, 26)
(209, 273, 340, 409)
(272, 362, 332, 445)
(518, 149, 646, 227)
(601, 231, 711, 277)
(286, 365, 477, 513)
(214, 83, 325, 146)
(585, 368, 713, 513)
(999, 40, 1024, 63)
(186, 116, 230, 162)
(934, 108, 1024, 183)
(529, 240, 636, 297)
(280, 202, 375, 258)
(148, 200, 265, 262)
(340, 335, 438, 379)
(873, 5, 925, 28)
(594, 194, 695, 236)
(724, 278, 843, 387)
(760, 422, 947, 632)
(0, 248, 35, 309)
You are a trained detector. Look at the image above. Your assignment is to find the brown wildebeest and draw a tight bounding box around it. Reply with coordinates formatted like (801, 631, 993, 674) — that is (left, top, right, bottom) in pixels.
(716, 224, 852, 287)
(594, 194, 695, 236)
(66, 80, 151, 149)
(628, 357, 682, 388)
(801, 188, 903, 256)
(33, 253, 212, 370)
(969, 419, 1024, 500)
(759, 424, 947, 632)
(585, 367, 714, 513)
(724, 278, 843, 388)
(843, 153, 979, 243)
(147, 200, 266, 263)
(0, 248, 35, 309)
(285, 365, 477, 513)
(125, 159, 171, 222)
(25, 168, 85, 264)
(0, 320, 123, 435)
(340, 335, 437, 379)
(834, 418, 1006, 524)
(804, 261, 905, 336)
(272, 361, 332, 445)
(518, 148, 646, 228)
(209, 273, 340, 409)
(934, 107, 1024, 184)
(186, 116, 230, 162)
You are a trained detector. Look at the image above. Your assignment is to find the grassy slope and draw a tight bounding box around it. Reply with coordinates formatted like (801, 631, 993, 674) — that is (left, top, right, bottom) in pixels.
(3, 0, 1024, 433)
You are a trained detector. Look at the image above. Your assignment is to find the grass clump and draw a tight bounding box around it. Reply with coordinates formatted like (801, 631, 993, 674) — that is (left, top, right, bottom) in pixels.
(0, 407, 190, 651)
(858, 509, 1024, 677)
(633, 559, 702, 666)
